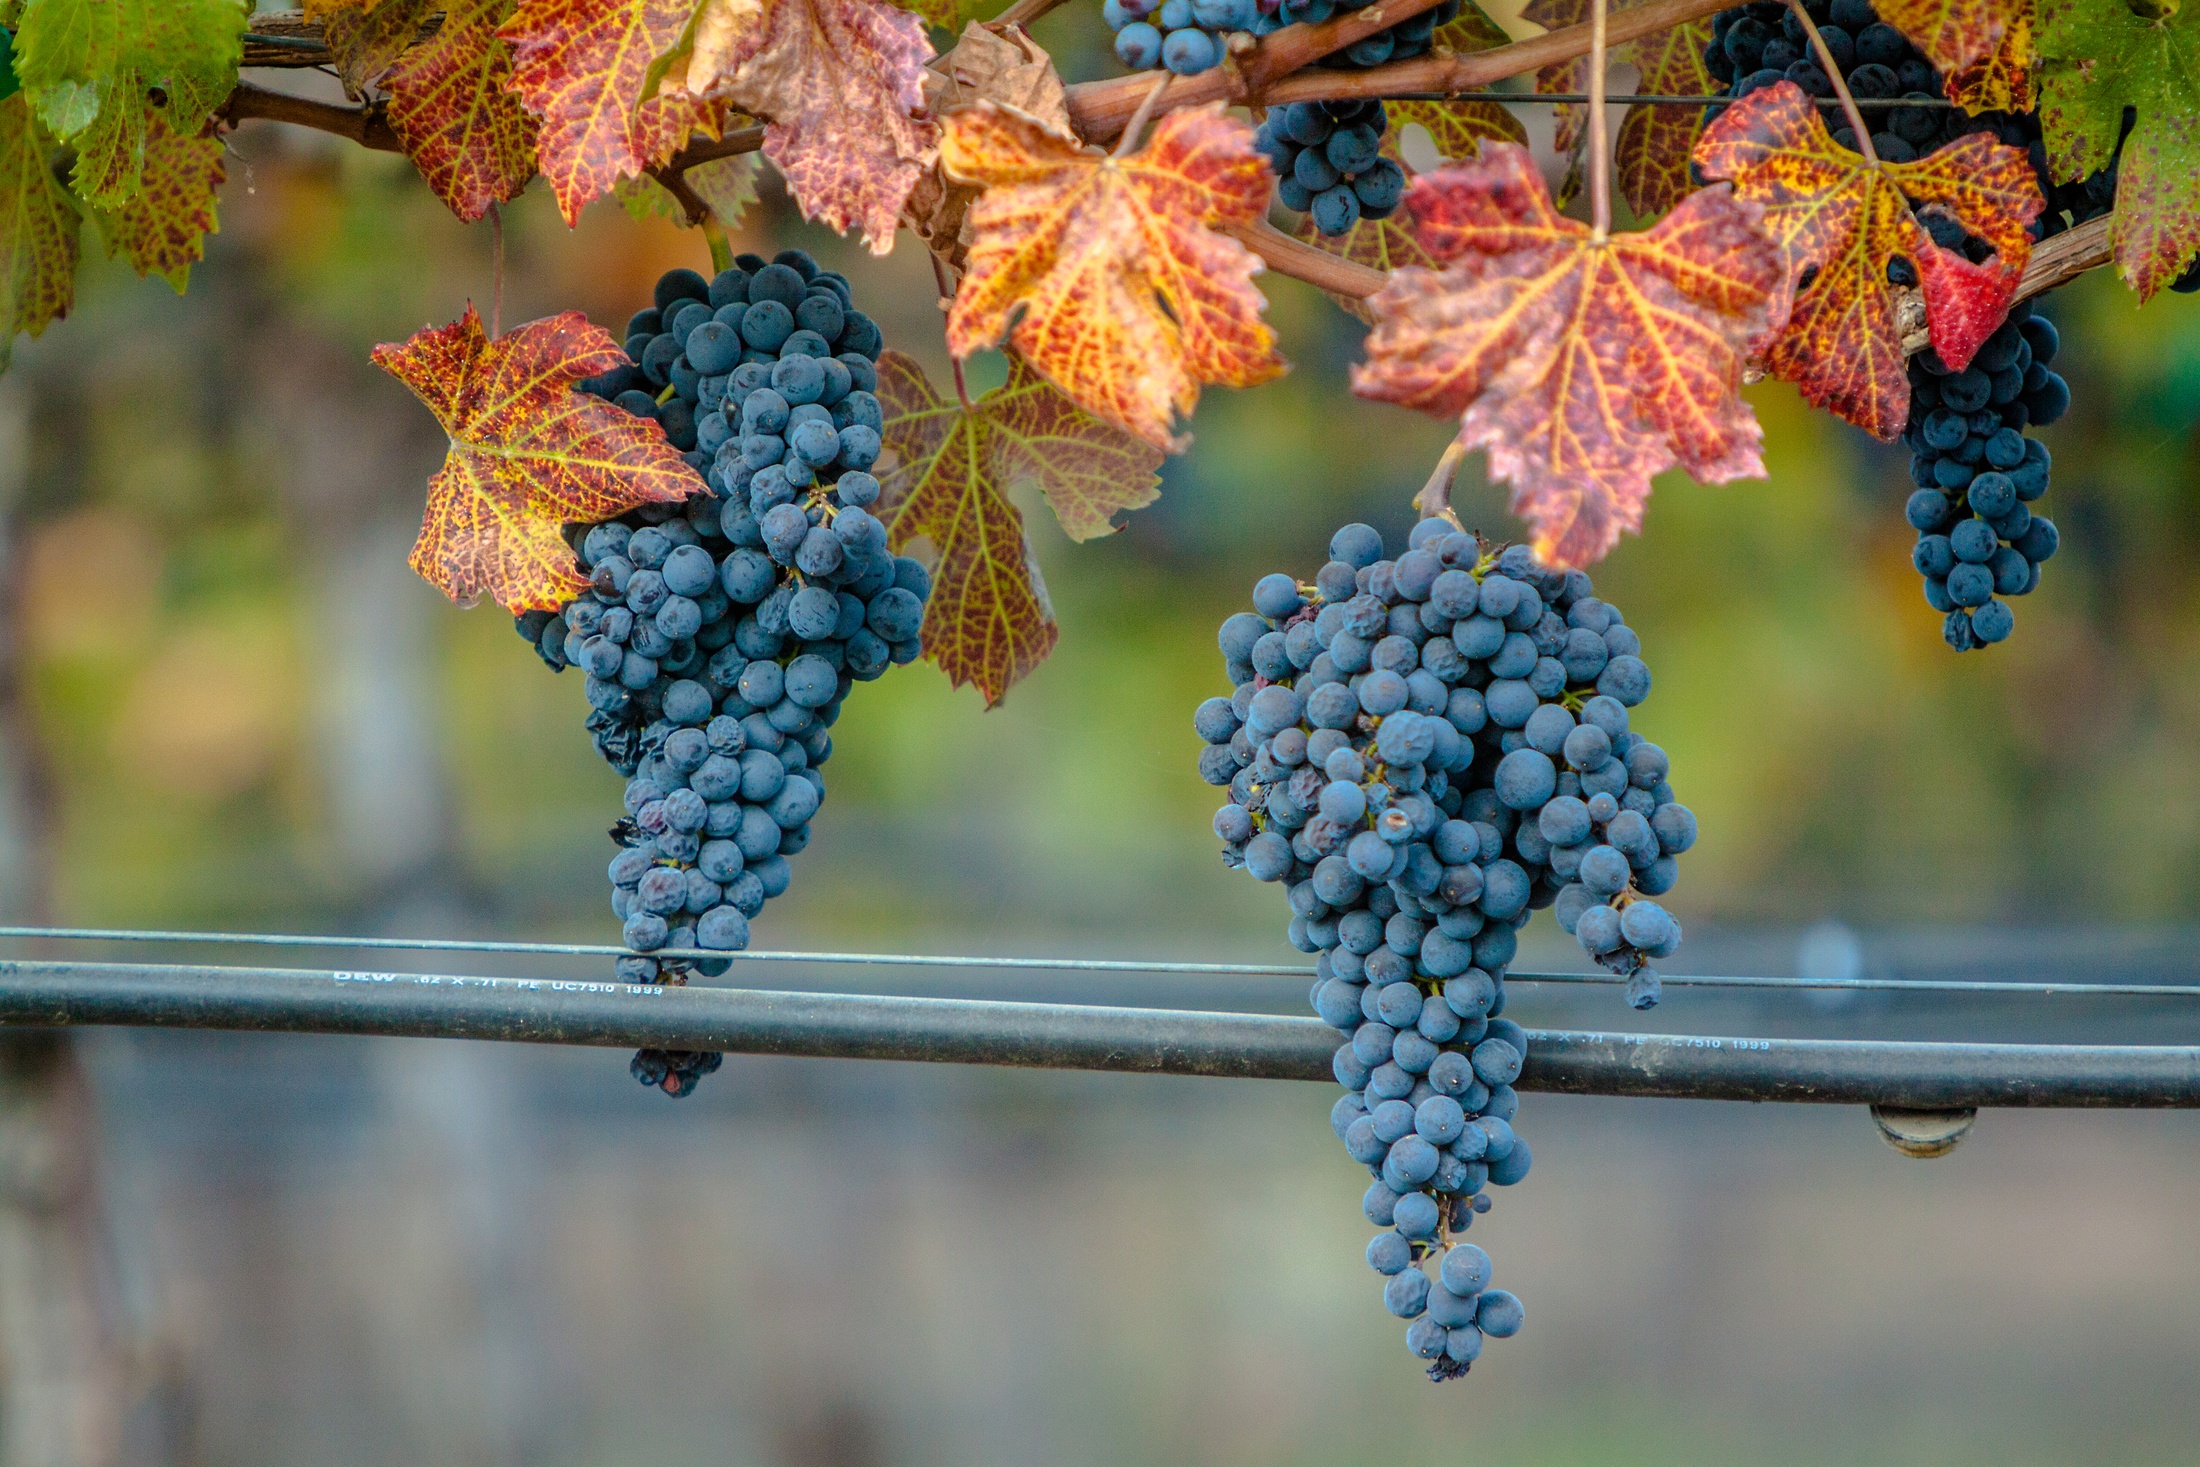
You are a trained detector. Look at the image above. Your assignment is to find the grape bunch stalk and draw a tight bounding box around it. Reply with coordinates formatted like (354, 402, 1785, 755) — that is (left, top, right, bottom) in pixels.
(1902, 303, 2063, 649)
(515, 252, 934, 1096)
(1198, 516, 1697, 1377)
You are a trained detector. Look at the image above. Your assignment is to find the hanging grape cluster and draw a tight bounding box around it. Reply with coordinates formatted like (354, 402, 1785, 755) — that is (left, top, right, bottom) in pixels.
(515, 251, 933, 1096)
(1707, 0, 2086, 651)
(1198, 516, 1696, 1377)
(1253, 101, 1409, 237)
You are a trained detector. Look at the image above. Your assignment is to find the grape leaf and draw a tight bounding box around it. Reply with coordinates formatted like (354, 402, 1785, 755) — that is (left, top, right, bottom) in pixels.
(319, 0, 438, 99)
(2039, 0, 2200, 298)
(501, 0, 720, 225)
(1352, 142, 1783, 567)
(371, 305, 705, 612)
(1879, 0, 2035, 112)
(942, 101, 1284, 454)
(384, 0, 538, 222)
(97, 109, 222, 290)
(650, 0, 938, 253)
(1527, 0, 1714, 218)
(12, 0, 246, 209)
(1695, 81, 2040, 437)
(0, 92, 79, 369)
(908, 22, 1071, 254)
(872, 350, 1058, 704)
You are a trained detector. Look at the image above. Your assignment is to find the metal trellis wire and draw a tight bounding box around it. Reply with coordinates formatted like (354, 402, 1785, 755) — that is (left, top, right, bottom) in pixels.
(2, 929, 2200, 1109)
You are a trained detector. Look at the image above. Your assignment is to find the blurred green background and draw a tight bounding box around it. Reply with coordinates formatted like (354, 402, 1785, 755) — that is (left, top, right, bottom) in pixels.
(3, 9, 2200, 1464)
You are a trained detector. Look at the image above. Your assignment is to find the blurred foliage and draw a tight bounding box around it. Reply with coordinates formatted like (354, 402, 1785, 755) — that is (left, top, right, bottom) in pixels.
(11, 105, 2200, 952)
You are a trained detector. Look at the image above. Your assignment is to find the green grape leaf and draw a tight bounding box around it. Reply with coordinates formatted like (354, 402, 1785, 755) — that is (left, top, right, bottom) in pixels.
(2038, 0, 2200, 298)
(96, 108, 222, 290)
(14, 0, 248, 209)
(874, 346, 1165, 704)
(0, 91, 80, 368)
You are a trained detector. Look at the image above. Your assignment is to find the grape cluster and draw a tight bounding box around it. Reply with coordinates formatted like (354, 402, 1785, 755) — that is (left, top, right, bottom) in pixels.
(1107, 0, 1274, 76)
(1901, 303, 2062, 649)
(1198, 517, 1697, 1378)
(515, 252, 933, 1096)
(1254, 101, 1408, 237)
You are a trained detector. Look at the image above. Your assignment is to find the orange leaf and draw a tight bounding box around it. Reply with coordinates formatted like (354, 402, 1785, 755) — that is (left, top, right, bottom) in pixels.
(1693, 80, 2042, 439)
(942, 101, 1285, 453)
(653, 0, 937, 253)
(1527, 0, 1714, 217)
(1878, 0, 2035, 113)
(1351, 142, 1783, 568)
(372, 306, 705, 612)
(501, 0, 715, 224)
(385, 0, 539, 222)
(872, 349, 1061, 704)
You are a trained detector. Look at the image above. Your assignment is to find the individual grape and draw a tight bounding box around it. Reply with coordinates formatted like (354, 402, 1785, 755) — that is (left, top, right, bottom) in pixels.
(1204, 516, 1689, 1380)
(524, 255, 933, 1095)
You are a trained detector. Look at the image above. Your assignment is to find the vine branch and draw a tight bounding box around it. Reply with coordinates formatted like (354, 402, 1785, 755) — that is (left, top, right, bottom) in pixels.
(222, 80, 402, 152)
(1223, 218, 1388, 299)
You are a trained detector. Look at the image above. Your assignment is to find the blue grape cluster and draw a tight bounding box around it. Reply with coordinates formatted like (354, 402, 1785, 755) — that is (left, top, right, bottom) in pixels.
(1107, 0, 1275, 76)
(1253, 101, 1408, 237)
(515, 253, 932, 1096)
(1198, 518, 1696, 1378)
(1902, 302, 2062, 650)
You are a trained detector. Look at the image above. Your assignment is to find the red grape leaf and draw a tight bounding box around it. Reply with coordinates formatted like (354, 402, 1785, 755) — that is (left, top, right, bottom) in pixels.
(384, 0, 539, 222)
(501, 0, 720, 225)
(319, 0, 439, 98)
(872, 349, 1069, 704)
(1527, 0, 1714, 217)
(372, 306, 705, 612)
(1694, 81, 2041, 437)
(1352, 142, 1783, 567)
(0, 94, 80, 369)
(97, 109, 223, 290)
(942, 101, 1285, 454)
(2039, 0, 2200, 298)
(651, 0, 938, 253)
(1879, 0, 2035, 112)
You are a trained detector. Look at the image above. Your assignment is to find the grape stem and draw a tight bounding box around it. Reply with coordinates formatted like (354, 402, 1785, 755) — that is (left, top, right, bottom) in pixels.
(1113, 72, 1174, 159)
(930, 252, 976, 411)
(1414, 440, 1469, 522)
(1785, 0, 1876, 165)
(1588, 0, 1611, 240)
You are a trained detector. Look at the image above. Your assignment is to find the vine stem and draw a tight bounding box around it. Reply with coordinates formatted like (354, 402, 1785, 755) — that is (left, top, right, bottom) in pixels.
(489, 203, 504, 338)
(1113, 72, 1172, 159)
(1414, 440, 1469, 521)
(1786, 0, 1875, 163)
(1589, 0, 1611, 240)
(930, 252, 975, 411)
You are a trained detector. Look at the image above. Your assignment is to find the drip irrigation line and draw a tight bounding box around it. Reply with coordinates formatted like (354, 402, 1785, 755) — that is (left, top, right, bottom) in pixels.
(3, 928, 2200, 1002)
(1375, 90, 1952, 106)
(1, 958, 2197, 1108)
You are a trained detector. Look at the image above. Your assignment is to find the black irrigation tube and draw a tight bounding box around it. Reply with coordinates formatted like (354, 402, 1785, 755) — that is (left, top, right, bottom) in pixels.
(4, 958, 2200, 1109)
